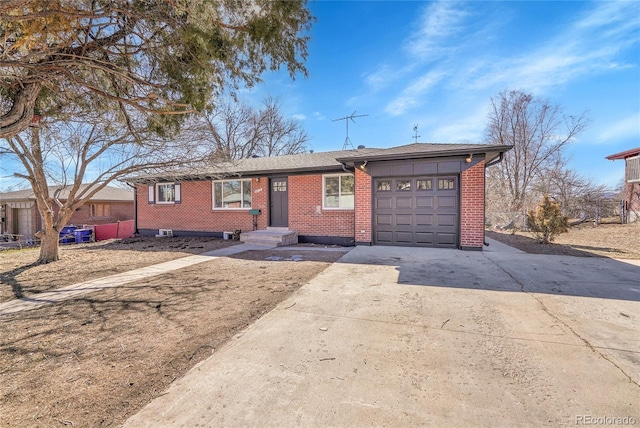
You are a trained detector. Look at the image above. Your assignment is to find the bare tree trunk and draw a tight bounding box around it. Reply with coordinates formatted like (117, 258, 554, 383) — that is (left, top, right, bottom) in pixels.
(37, 208, 61, 263)
(38, 230, 60, 263)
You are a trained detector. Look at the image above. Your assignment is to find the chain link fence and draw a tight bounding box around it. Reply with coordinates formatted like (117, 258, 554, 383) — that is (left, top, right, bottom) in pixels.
(487, 197, 625, 232)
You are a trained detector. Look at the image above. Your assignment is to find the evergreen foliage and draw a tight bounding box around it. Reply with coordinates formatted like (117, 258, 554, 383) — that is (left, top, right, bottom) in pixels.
(526, 195, 569, 244)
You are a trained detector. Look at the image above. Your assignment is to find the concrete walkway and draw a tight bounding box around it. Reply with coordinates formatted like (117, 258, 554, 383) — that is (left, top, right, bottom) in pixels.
(124, 242, 640, 427)
(0, 243, 275, 317)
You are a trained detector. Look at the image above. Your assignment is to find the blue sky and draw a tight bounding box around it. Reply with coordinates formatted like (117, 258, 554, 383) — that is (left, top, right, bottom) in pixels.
(1, 1, 638, 191)
(245, 0, 640, 188)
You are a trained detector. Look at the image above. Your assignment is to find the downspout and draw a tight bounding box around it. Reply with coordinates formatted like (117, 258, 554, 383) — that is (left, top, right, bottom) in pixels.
(484, 152, 505, 246)
(126, 182, 138, 235)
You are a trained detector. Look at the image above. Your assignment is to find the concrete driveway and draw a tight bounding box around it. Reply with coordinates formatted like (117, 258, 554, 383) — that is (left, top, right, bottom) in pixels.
(124, 241, 640, 427)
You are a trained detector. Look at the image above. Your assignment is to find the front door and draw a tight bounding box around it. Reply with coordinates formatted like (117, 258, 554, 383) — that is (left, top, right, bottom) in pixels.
(269, 177, 289, 227)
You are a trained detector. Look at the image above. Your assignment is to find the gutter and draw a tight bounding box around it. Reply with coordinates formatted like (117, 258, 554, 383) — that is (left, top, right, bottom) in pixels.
(485, 151, 505, 168)
(341, 163, 354, 173)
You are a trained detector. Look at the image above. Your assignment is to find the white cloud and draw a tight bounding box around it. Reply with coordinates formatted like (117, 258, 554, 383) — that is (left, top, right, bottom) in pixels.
(384, 70, 446, 116)
(596, 114, 640, 143)
(429, 104, 491, 142)
(313, 112, 326, 121)
(463, 1, 640, 94)
(405, 1, 470, 58)
(292, 114, 306, 121)
(363, 65, 402, 91)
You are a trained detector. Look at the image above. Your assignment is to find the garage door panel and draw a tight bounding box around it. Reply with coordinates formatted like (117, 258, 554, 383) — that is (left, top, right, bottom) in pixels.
(416, 196, 433, 208)
(376, 231, 393, 243)
(416, 214, 433, 226)
(376, 214, 392, 225)
(437, 214, 456, 227)
(376, 197, 392, 209)
(396, 214, 413, 226)
(436, 233, 456, 245)
(395, 231, 413, 243)
(416, 232, 434, 244)
(395, 197, 412, 209)
(374, 176, 458, 248)
(437, 196, 456, 209)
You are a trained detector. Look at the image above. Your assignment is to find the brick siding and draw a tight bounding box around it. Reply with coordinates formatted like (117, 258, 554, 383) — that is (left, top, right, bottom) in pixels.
(288, 175, 354, 237)
(137, 179, 268, 234)
(460, 160, 486, 248)
(68, 201, 134, 226)
(137, 175, 357, 239)
(354, 168, 372, 244)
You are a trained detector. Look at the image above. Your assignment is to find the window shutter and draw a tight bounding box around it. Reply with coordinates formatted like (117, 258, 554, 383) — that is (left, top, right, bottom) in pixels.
(174, 183, 181, 204)
(148, 185, 155, 204)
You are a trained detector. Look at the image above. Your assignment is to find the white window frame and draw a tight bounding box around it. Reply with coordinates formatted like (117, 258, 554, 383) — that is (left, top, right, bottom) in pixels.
(156, 182, 176, 204)
(212, 179, 252, 210)
(627, 155, 640, 183)
(322, 173, 355, 210)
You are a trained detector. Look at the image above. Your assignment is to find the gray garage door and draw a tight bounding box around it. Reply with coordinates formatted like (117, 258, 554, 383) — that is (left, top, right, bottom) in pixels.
(373, 176, 458, 247)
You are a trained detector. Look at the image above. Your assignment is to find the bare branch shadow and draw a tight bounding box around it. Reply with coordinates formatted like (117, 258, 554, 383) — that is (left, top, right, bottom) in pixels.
(0, 262, 42, 299)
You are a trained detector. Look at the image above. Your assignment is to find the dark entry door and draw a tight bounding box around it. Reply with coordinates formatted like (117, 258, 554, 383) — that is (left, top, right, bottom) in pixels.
(269, 177, 289, 227)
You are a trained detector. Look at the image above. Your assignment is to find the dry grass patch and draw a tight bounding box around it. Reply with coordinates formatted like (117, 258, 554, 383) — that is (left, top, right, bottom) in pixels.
(488, 222, 640, 259)
(0, 247, 347, 427)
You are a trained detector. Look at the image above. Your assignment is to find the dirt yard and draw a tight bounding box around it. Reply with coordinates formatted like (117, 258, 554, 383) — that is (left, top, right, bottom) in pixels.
(487, 221, 640, 259)
(0, 237, 348, 427)
(0, 237, 244, 303)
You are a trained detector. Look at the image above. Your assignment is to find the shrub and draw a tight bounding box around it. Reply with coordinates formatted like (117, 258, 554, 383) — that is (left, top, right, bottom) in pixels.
(527, 195, 569, 244)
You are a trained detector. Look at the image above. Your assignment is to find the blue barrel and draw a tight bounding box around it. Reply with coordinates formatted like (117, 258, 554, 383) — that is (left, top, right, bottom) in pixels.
(73, 229, 92, 243)
(59, 225, 77, 244)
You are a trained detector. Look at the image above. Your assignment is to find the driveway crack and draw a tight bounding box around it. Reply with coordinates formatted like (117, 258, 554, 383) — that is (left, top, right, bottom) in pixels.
(484, 253, 639, 387)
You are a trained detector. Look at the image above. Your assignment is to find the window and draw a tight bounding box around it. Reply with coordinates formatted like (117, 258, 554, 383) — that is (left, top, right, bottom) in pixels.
(438, 179, 455, 190)
(148, 182, 180, 204)
(213, 179, 252, 209)
(417, 179, 432, 190)
(91, 203, 110, 218)
(157, 183, 175, 203)
(272, 180, 287, 192)
(628, 156, 640, 183)
(377, 180, 391, 191)
(323, 174, 354, 209)
(396, 180, 411, 191)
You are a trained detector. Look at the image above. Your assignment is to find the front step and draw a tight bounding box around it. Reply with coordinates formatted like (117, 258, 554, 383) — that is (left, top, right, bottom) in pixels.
(240, 229, 298, 247)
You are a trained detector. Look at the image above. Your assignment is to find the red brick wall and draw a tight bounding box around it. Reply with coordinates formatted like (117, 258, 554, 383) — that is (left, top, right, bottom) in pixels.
(288, 175, 354, 237)
(137, 179, 268, 233)
(68, 201, 134, 226)
(136, 175, 358, 239)
(460, 161, 485, 248)
(354, 168, 372, 244)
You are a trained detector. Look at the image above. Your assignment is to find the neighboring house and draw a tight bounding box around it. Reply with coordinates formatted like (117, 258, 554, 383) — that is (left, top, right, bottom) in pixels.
(606, 147, 640, 223)
(0, 184, 134, 240)
(128, 142, 512, 250)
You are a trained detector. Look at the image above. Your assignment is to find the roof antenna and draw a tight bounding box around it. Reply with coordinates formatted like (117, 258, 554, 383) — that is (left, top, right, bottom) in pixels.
(333, 111, 368, 150)
(412, 124, 421, 143)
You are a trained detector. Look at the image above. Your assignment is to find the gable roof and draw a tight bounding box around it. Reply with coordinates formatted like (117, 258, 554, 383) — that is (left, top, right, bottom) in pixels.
(0, 184, 134, 202)
(126, 142, 512, 183)
(606, 147, 640, 160)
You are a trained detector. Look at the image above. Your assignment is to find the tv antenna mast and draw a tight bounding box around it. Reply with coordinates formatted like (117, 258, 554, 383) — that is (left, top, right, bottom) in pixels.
(412, 124, 421, 143)
(333, 111, 368, 150)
